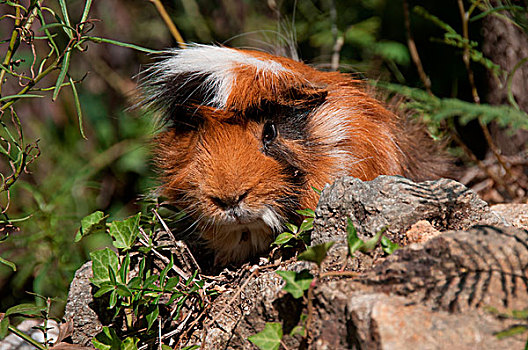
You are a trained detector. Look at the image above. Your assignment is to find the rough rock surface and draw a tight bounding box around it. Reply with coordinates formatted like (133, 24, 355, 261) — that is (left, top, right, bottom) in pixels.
(199, 226, 528, 349)
(63, 262, 103, 347)
(312, 176, 506, 246)
(63, 176, 527, 349)
(492, 203, 528, 230)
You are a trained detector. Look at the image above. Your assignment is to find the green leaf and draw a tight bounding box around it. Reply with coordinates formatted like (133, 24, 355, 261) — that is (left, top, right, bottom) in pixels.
(359, 227, 387, 253)
(272, 232, 295, 246)
(146, 305, 159, 331)
(284, 222, 298, 234)
(75, 211, 108, 242)
(121, 337, 139, 350)
(109, 290, 117, 309)
(85, 36, 164, 54)
(119, 253, 130, 284)
(298, 218, 313, 233)
(298, 242, 335, 267)
(93, 284, 115, 298)
(296, 208, 315, 217)
(0, 256, 16, 271)
(0, 94, 43, 102)
(109, 213, 141, 250)
(90, 248, 119, 286)
(276, 270, 314, 299)
(5, 303, 46, 317)
(69, 76, 87, 139)
(92, 326, 121, 350)
(160, 255, 173, 286)
(116, 284, 132, 297)
(58, 0, 73, 38)
(381, 236, 400, 255)
(346, 218, 363, 256)
(0, 317, 10, 340)
(495, 325, 528, 339)
(248, 322, 283, 350)
(164, 276, 180, 291)
(80, 0, 93, 24)
(52, 49, 71, 101)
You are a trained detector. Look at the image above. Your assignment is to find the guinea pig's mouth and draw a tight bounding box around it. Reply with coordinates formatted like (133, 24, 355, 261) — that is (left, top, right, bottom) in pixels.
(216, 205, 283, 231)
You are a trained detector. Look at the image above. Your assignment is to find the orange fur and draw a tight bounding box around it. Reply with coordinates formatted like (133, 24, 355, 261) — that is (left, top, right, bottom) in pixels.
(146, 45, 449, 263)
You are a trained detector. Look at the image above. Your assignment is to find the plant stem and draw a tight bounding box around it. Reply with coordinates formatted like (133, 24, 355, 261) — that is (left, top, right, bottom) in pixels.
(0, 63, 57, 112)
(457, 0, 517, 198)
(403, 0, 432, 95)
(0, 4, 22, 96)
(149, 0, 186, 48)
(8, 325, 47, 350)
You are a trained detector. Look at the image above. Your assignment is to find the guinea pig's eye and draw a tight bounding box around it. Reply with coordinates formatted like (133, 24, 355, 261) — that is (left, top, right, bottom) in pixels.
(262, 121, 277, 147)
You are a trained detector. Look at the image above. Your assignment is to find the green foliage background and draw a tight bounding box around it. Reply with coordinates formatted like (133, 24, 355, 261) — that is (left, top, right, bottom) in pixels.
(0, 0, 526, 315)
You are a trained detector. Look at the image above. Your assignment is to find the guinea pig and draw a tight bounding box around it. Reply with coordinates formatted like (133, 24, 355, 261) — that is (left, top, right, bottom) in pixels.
(141, 44, 448, 264)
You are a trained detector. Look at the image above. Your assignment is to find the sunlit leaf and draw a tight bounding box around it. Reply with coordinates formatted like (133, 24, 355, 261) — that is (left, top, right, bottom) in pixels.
(276, 270, 314, 299)
(90, 248, 119, 286)
(248, 322, 283, 350)
(75, 211, 108, 242)
(109, 213, 141, 250)
(298, 242, 335, 267)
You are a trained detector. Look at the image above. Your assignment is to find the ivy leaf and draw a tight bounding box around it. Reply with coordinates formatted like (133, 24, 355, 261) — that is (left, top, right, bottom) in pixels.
(248, 322, 283, 350)
(109, 213, 141, 250)
(272, 232, 295, 246)
(75, 211, 108, 242)
(297, 242, 335, 267)
(90, 248, 119, 287)
(276, 270, 314, 299)
(346, 218, 363, 256)
(381, 235, 400, 255)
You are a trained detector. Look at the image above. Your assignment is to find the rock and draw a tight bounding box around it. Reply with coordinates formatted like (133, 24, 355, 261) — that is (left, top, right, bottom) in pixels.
(312, 176, 507, 247)
(404, 220, 442, 243)
(63, 262, 102, 348)
(492, 203, 528, 230)
(199, 225, 528, 349)
(63, 176, 528, 349)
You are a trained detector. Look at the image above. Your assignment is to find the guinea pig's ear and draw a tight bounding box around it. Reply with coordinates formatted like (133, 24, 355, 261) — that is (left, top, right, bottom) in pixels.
(139, 44, 327, 122)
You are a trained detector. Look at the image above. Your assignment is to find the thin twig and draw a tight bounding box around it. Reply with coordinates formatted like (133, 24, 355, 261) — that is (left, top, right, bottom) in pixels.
(456, 0, 517, 197)
(205, 262, 280, 328)
(149, 0, 186, 48)
(138, 227, 191, 281)
(403, 0, 432, 95)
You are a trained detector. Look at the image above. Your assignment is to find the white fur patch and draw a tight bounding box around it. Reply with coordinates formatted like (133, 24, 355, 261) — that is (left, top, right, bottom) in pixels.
(148, 44, 292, 109)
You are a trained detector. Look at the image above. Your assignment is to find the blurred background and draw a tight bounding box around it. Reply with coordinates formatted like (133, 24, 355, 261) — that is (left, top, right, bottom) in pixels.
(0, 0, 526, 315)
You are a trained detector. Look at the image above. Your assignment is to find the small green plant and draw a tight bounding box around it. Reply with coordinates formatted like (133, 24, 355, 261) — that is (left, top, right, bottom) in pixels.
(487, 307, 528, 348)
(250, 217, 399, 350)
(76, 208, 214, 350)
(0, 296, 58, 350)
(272, 208, 315, 248)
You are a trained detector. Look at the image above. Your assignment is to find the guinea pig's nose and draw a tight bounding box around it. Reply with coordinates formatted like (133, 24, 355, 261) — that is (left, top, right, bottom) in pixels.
(210, 191, 248, 210)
